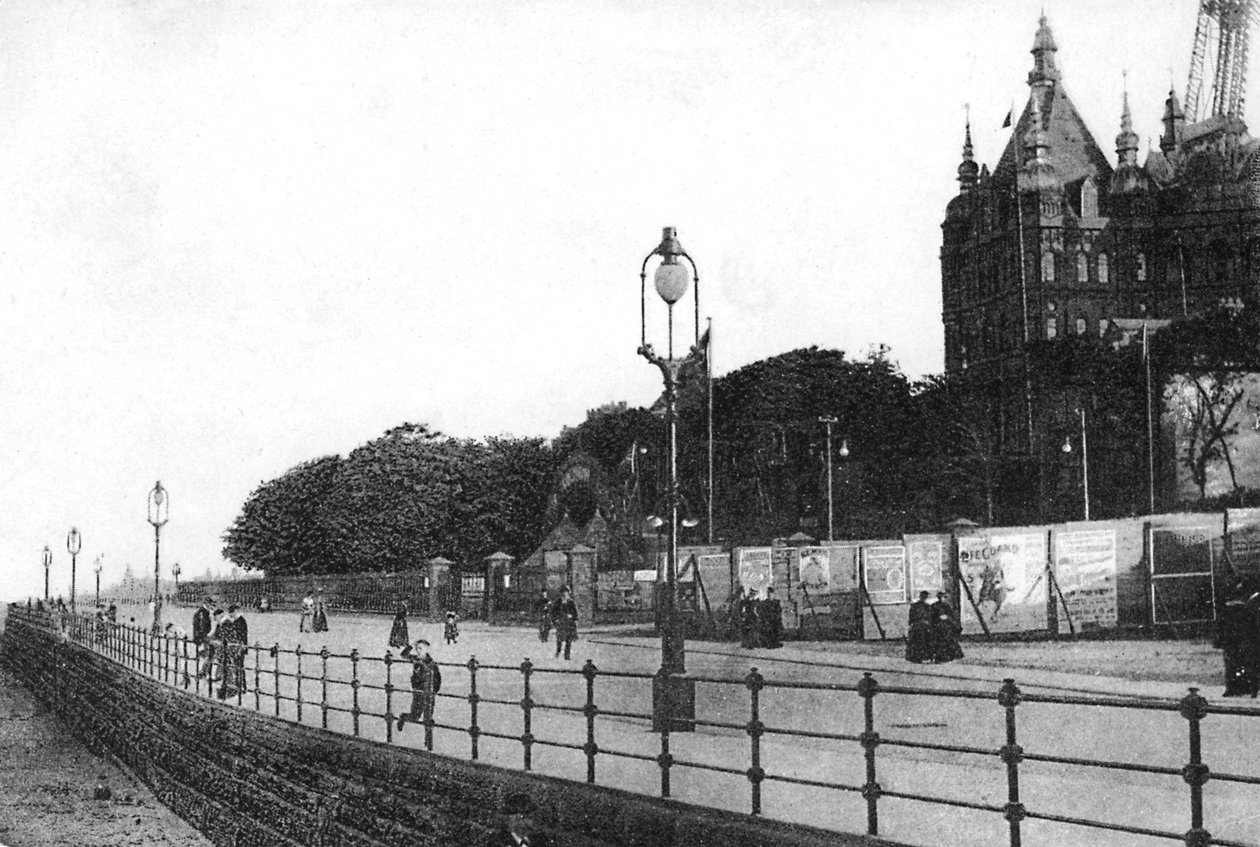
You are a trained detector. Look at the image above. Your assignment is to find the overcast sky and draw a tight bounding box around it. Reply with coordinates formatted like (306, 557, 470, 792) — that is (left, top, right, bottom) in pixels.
(0, 1, 1206, 599)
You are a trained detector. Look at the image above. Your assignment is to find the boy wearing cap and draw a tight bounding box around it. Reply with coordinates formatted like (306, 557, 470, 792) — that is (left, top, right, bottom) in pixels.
(397, 638, 442, 731)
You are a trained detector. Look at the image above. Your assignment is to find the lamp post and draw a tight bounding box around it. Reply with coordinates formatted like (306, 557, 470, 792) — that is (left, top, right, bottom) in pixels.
(94, 555, 103, 608)
(818, 417, 851, 541)
(42, 546, 52, 601)
(172, 561, 181, 603)
(66, 527, 81, 610)
(147, 481, 170, 632)
(1061, 407, 1090, 521)
(639, 226, 701, 731)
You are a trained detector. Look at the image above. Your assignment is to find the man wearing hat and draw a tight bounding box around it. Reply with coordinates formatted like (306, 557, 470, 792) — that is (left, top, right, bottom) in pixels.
(219, 604, 249, 700)
(397, 638, 442, 731)
(192, 596, 214, 677)
(201, 607, 226, 681)
(484, 791, 551, 846)
(551, 586, 578, 660)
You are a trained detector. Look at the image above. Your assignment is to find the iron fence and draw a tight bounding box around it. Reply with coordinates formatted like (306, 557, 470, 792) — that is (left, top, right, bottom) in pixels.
(6, 604, 1259, 847)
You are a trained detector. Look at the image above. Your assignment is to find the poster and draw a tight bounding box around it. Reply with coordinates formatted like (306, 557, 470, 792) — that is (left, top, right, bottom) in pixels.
(797, 547, 831, 593)
(908, 539, 945, 595)
(957, 532, 1048, 634)
(826, 545, 861, 592)
(862, 546, 907, 605)
(738, 548, 773, 598)
(1054, 530, 1118, 632)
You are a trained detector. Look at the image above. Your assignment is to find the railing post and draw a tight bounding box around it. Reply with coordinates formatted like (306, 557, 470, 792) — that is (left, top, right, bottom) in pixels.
(272, 643, 281, 717)
(255, 643, 263, 711)
(582, 659, 599, 784)
(295, 646, 304, 724)
(520, 659, 534, 771)
(384, 651, 394, 743)
(1179, 687, 1211, 847)
(350, 649, 361, 737)
(467, 657, 480, 760)
(320, 647, 330, 730)
(745, 667, 765, 815)
(998, 678, 1025, 847)
(657, 683, 673, 799)
(858, 671, 882, 836)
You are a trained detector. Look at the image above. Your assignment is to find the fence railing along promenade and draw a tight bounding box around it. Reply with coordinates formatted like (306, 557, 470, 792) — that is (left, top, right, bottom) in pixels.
(7, 603, 1260, 847)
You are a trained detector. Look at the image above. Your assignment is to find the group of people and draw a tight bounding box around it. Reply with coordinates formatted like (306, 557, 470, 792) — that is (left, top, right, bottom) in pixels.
(388, 602, 460, 650)
(299, 593, 330, 633)
(1215, 580, 1260, 697)
(733, 586, 783, 649)
(191, 596, 250, 699)
(533, 587, 579, 659)
(905, 591, 964, 664)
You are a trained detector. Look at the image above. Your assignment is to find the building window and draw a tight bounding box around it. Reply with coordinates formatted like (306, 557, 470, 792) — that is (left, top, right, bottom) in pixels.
(1081, 178, 1099, 218)
(1076, 317, 1087, 336)
(1042, 250, 1056, 283)
(1046, 317, 1058, 339)
(1136, 252, 1147, 282)
(1098, 253, 1109, 283)
(1098, 319, 1108, 338)
(1076, 251, 1088, 283)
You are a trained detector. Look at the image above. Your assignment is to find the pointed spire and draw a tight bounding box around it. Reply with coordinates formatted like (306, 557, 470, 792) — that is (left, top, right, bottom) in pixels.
(1161, 85, 1185, 154)
(957, 105, 979, 191)
(1020, 88, 1059, 193)
(1028, 14, 1061, 86)
(1115, 75, 1139, 163)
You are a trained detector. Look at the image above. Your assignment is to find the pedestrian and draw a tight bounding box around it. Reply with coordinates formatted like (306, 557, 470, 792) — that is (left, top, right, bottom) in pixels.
(906, 591, 933, 663)
(930, 592, 964, 663)
(484, 791, 551, 847)
(551, 586, 578, 660)
(204, 608, 226, 683)
(389, 601, 410, 649)
(739, 589, 761, 649)
(534, 589, 552, 643)
(444, 610, 460, 645)
(396, 638, 442, 732)
(299, 592, 314, 632)
(1216, 582, 1259, 697)
(219, 604, 249, 700)
(192, 596, 213, 675)
(760, 588, 783, 649)
(107, 602, 117, 623)
(312, 593, 329, 633)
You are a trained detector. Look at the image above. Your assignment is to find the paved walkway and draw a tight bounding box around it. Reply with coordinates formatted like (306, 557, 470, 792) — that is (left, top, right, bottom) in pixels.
(0, 618, 210, 847)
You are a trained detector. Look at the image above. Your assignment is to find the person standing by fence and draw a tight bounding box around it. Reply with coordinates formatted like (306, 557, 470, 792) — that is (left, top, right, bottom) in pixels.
(396, 638, 441, 732)
(202, 608, 226, 681)
(551, 586, 578, 660)
(931, 592, 964, 663)
(312, 593, 329, 633)
(389, 601, 410, 649)
(534, 589, 551, 643)
(1216, 582, 1260, 697)
(192, 596, 213, 677)
(219, 604, 248, 700)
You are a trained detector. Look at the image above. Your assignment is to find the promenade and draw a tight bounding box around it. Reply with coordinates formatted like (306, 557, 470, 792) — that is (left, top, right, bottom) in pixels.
(0, 609, 210, 847)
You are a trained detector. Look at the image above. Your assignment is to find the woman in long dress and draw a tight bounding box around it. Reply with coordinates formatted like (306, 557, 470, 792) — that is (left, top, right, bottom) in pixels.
(389, 601, 410, 649)
(312, 595, 329, 633)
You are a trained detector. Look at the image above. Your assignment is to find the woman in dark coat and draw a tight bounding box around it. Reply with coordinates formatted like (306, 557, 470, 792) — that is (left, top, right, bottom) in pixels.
(931, 593, 964, 663)
(906, 591, 934, 663)
(388, 601, 410, 649)
(312, 595, 329, 633)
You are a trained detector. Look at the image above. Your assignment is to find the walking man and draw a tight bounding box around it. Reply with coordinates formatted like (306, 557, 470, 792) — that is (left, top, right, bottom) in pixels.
(396, 639, 442, 732)
(551, 586, 578, 660)
(534, 588, 552, 643)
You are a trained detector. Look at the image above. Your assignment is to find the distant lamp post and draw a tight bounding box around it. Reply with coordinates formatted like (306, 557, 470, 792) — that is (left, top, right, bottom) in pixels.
(94, 555, 103, 608)
(147, 481, 170, 632)
(818, 417, 851, 541)
(66, 528, 82, 610)
(1061, 408, 1090, 521)
(639, 226, 701, 731)
(172, 561, 181, 602)
(42, 546, 52, 601)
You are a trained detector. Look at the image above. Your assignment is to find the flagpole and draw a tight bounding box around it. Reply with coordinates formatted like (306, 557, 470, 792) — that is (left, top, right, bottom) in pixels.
(706, 317, 714, 545)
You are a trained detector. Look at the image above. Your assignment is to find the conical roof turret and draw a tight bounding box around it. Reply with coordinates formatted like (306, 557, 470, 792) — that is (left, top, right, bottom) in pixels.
(1028, 15, 1061, 86)
(1161, 86, 1185, 154)
(957, 115, 979, 191)
(1111, 88, 1148, 196)
(1019, 87, 1060, 192)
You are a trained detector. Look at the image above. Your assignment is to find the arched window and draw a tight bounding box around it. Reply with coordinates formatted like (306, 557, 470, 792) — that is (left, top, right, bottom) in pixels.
(1046, 317, 1058, 339)
(1081, 178, 1099, 218)
(1076, 251, 1089, 283)
(1041, 250, 1056, 283)
(1098, 253, 1110, 284)
(1076, 317, 1087, 336)
(1136, 252, 1147, 282)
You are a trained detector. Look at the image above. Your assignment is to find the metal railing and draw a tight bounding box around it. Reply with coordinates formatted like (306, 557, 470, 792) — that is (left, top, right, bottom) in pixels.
(6, 604, 1259, 847)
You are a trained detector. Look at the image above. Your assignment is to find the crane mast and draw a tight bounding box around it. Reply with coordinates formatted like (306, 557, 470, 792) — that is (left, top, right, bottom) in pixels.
(1185, 0, 1260, 122)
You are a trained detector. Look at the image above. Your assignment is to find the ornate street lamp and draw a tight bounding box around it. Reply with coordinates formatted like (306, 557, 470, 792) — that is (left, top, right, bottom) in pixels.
(639, 226, 701, 731)
(42, 545, 52, 601)
(147, 481, 170, 632)
(66, 527, 82, 610)
(94, 555, 103, 608)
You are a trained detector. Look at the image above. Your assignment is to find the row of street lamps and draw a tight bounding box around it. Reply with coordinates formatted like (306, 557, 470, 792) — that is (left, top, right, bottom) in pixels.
(39, 482, 172, 629)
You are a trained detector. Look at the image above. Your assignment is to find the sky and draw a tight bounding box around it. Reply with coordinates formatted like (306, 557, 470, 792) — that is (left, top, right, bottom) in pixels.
(0, 0, 1211, 599)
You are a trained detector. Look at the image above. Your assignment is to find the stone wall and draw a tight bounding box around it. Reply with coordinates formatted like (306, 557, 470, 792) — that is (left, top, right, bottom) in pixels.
(0, 614, 894, 847)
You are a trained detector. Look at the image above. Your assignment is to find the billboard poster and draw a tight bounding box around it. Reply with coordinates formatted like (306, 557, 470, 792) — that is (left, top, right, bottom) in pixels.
(797, 547, 831, 593)
(862, 546, 907, 605)
(908, 540, 945, 595)
(738, 548, 773, 598)
(827, 545, 860, 591)
(957, 532, 1048, 634)
(1053, 530, 1118, 633)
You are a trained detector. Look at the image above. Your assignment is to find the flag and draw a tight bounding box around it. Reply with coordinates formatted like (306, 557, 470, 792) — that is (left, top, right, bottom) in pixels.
(1001, 107, 1012, 128)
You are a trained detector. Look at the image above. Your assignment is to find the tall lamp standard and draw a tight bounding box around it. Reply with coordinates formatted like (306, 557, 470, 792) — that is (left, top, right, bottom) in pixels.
(1061, 407, 1090, 521)
(818, 417, 851, 541)
(639, 226, 701, 731)
(94, 555, 103, 608)
(42, 546, 52, 602)
(147, 481, 170, 632)
(66, 527, 82, 610)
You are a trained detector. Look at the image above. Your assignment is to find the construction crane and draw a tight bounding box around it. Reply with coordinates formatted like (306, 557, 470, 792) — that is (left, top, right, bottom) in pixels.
(1185, 0, 1260, 121)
